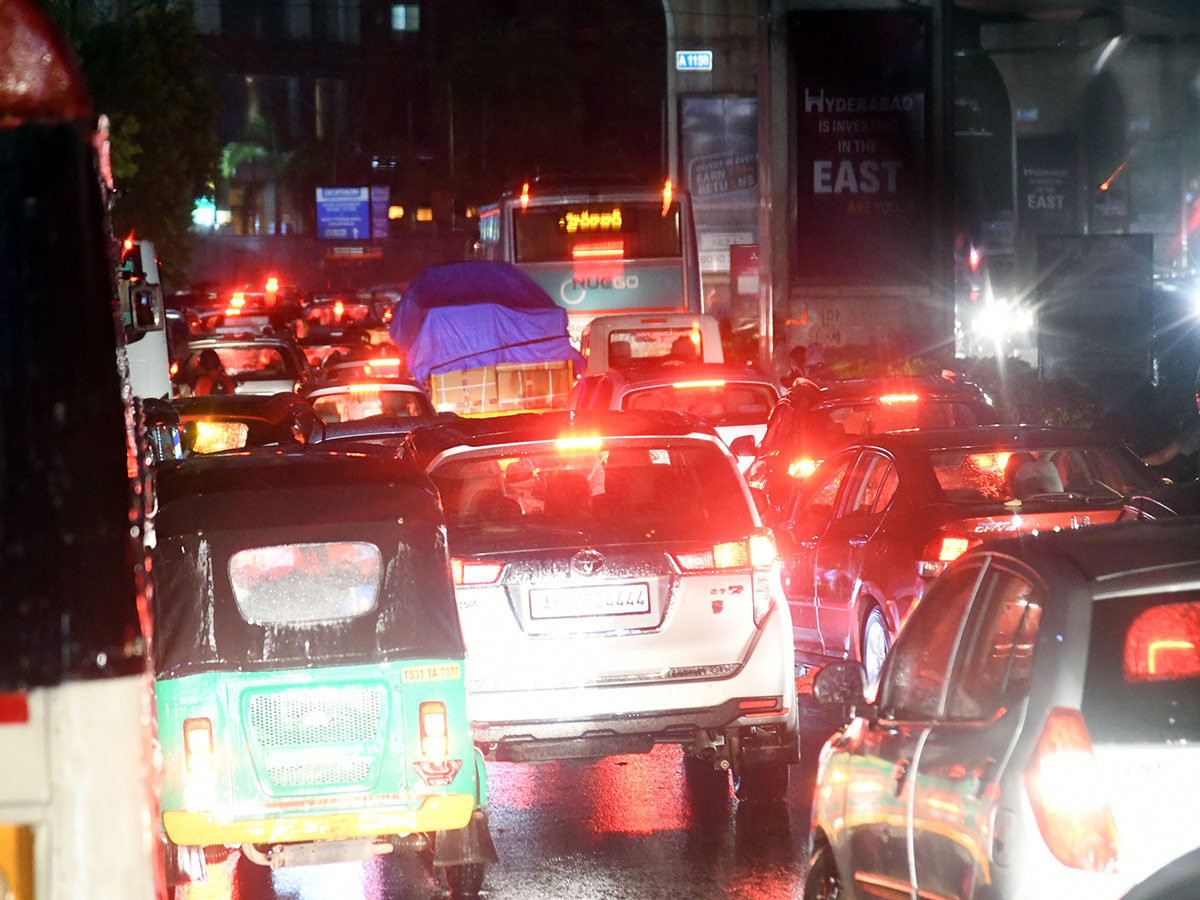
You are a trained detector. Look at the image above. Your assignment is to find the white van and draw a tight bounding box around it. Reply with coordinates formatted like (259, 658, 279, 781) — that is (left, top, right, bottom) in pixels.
(579, 312, 723, 374)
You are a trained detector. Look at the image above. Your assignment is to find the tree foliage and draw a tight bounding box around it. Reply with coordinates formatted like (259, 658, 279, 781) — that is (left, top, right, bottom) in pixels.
(39, 0, 221, 287)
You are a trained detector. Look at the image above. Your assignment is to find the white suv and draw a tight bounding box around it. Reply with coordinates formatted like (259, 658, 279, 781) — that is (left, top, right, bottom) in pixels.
(402, 410, 800, 801)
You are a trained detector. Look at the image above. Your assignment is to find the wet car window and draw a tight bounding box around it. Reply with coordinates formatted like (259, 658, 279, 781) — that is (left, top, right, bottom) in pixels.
(931, 446, 1149, 503)
(621, 382, 778, 423)
(431, 441, 753, 545)
(212, 346, 294, 379)
(810, 399, 986, 437)
(1083, 592, 1200, 744)
(841, 451, 895, 517)
(879, 563, 981, 719)
(947, 568, 1042, 720)
(789, 453, 855, 527)
(311, 388, 431, 423)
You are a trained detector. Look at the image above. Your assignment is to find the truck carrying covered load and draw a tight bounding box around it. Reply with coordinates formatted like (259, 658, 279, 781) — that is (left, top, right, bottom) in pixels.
(389, 261, 584, 415)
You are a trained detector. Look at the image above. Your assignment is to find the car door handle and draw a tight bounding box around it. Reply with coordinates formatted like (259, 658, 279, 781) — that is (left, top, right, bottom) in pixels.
(892, 760, 910, 796)
(848, 534, 869, 547)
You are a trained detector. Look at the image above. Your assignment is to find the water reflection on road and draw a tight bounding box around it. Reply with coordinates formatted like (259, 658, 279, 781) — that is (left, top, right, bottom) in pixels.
(181, 744, 817, 900)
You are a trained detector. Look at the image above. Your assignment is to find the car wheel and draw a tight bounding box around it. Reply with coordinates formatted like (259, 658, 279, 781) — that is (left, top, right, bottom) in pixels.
(861, 605, 891, 690)
(732, 755, 790, 803)
(444, 861, 486, 898)
(805, 838, 842, 900)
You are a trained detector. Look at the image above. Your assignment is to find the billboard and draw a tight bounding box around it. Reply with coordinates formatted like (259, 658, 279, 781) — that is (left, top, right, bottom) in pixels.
(790, 10, 931, 284)
(316, 187, 370, 240)
(679, 95, 759, 277)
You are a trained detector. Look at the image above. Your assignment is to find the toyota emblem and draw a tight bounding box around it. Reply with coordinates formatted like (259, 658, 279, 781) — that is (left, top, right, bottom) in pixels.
(571, 549, 606, 577)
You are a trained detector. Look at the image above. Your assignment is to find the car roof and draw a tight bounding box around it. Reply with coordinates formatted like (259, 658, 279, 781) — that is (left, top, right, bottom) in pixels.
(602, 362, 779, 388)
(404, 410, 724, 462)
(966, 518, 1200, 597)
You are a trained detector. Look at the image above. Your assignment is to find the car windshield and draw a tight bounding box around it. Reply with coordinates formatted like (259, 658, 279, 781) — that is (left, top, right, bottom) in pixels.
(809, 396, 991, 437)
(311, 387, 432, 422)
(931, 445, 1151, 503)
(621, 381, 777, 424)
(430, 439, 754, 546)
(208, 346, 295, 380)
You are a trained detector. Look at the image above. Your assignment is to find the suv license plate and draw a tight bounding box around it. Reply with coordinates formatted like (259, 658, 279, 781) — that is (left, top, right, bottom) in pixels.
(529, 584, 650, 619)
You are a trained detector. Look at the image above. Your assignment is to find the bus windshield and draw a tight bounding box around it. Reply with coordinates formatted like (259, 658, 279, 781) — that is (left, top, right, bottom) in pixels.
(514, 200, 683, 263)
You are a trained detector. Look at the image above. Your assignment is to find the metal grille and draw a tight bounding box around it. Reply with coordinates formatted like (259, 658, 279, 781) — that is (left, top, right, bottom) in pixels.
(267, 759, 371, 787)
(247, 687, 383, 747)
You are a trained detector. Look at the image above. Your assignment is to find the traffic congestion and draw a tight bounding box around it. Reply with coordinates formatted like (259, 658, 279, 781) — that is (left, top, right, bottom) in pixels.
(4, 1, 1200, 900)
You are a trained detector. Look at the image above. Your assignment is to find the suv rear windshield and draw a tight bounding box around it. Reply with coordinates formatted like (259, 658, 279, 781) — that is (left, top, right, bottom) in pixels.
(813, 397, 992, 436)
(1082, 592, 1200, 743)
(430, 439, 754, 547)
(621, 381, 776, 424)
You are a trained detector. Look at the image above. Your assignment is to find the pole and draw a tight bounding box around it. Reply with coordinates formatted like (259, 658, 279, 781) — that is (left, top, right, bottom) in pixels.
(756, 0, 774, 374)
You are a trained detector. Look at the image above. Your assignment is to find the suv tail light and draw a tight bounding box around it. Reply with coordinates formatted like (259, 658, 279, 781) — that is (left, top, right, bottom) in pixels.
(183, 718, 215, 774)
(1024, 707, 1121, 872)
(450, 558, 505, 586)
(673, 534, 778, 626)
(917, 533, 976, 578)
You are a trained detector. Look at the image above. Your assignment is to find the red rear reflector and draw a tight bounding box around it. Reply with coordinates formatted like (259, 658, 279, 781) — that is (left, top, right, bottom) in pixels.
(413, 758, 463, 786)
(1024, 707, 1121, 872)
(738, 698, 779, 711)
(0, 692, 29, 724)
(1124, 601, 1200, 681)
(450, 558, 505, 586)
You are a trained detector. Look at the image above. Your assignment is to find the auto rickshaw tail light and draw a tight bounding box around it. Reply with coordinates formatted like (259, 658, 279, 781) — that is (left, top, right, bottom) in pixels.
(418, 701, 448, 758)
(1024, 707, 1121, 872)
(183, 718, 214, 774)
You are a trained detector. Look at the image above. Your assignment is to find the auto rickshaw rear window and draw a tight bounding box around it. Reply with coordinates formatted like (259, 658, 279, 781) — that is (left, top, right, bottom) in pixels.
(228, 542, 382, 624)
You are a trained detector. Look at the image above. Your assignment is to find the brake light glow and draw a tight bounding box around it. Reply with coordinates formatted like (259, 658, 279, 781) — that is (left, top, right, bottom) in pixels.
(1124, 601, 1200, 681)
(450, 558, 505, 586)
(123, 234, 135, 254)
(674, 536, 777, 626)
(334, 299, 344, 319)
(265, 276, 279, 292)
(917, 535, 974, 578)
(189, 420, 249, 454)
(787, 457, 821, 479)
(555, 435, 602, 451)
(520, 181, 530, 210)
(878, 393, 919, 404)
(672, 379, 725, 390)
(1024, 707, 1121, 872)
(183, 718, 214, 774)
(230, 291, 245, 307)
(0, 692, 29, 724)
(347, 383, 387, 393)
(419, 701, 448, 758)
(662, 179, 672, 216)
(968, 452, 1011, 472)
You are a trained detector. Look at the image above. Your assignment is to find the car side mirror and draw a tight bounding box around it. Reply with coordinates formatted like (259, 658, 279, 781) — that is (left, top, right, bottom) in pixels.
(813, 661, 871, 718)
(728, 434, 757, 457)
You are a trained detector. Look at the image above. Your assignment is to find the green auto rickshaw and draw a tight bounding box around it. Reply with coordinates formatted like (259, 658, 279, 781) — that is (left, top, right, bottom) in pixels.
(151, 447, 496, 897)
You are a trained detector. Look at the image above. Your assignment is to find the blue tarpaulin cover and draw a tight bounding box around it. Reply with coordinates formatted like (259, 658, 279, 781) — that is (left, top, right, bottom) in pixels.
(389, 261, 584, 383)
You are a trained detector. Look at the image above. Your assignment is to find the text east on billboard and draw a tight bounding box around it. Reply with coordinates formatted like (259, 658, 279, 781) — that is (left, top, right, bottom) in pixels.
(790, 10, 932, 284)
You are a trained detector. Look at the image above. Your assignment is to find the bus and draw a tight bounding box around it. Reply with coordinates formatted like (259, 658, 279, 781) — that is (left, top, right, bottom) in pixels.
(471, 178, 703, 347)
(0, 5, 163, 899)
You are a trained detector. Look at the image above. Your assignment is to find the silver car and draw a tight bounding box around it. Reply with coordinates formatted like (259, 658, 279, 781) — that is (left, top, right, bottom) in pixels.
(402, 410, 800, 801)
(806, 518, 1200, 900)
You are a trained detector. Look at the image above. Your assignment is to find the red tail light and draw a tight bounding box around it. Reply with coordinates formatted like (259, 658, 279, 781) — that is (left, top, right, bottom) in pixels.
(1024, 707, 1121, 872)
(183, 718, 214, 774)
(673, 535, 777, 625)
(0, 691, 29, 724)
(917, 534, 975, 578)
(450, 558, 505, 586)
(787, 457, 822, 480)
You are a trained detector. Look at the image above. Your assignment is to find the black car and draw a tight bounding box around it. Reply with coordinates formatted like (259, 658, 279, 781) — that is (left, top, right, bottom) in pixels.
(171, 393, 324, 454)
(1119, 478, 1200, 520)
(742, 371, 1001, 515)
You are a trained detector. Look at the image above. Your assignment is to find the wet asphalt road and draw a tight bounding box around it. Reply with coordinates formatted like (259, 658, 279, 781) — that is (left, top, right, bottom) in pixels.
(179, 742, 826, 900)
